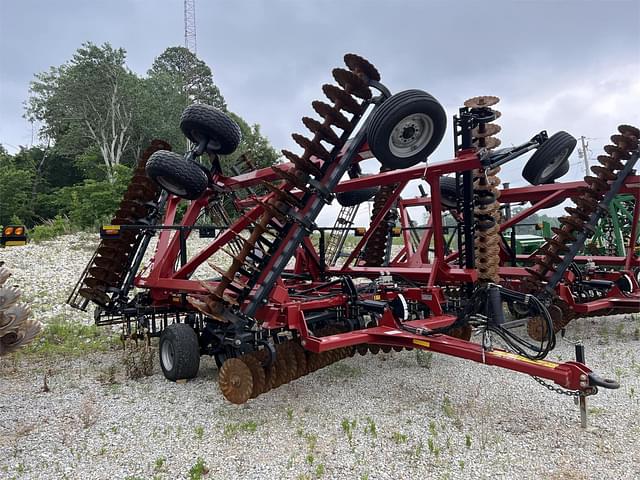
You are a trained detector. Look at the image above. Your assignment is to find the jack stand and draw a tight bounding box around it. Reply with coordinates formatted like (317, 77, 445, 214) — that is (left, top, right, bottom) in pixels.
(575, 344, 588, 428)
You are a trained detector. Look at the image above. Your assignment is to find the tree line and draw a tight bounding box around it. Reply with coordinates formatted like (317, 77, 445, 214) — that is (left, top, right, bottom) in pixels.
(0, 43, 279, 229)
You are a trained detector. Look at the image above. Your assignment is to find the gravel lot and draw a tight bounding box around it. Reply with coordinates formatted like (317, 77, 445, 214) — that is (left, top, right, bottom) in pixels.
(1, 234, 639, 480)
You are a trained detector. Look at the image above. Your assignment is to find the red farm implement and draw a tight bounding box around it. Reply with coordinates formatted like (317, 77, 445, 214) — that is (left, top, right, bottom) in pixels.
(68, 54, 637, 416)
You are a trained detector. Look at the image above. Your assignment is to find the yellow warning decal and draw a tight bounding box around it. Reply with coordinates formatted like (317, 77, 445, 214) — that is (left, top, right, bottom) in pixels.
(413, 339, 430, 348)
(373, 294, 381, 300)
(5, 240, 27, 246)
(102, 225, 121, 231)
(490, 350, 558, 369)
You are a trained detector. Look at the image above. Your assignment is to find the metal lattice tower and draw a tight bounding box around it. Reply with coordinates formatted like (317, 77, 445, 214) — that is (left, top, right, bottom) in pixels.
(184, 0, 197, 54)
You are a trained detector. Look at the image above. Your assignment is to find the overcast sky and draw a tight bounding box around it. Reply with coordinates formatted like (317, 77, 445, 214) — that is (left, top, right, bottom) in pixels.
(1, 0, 639, 226)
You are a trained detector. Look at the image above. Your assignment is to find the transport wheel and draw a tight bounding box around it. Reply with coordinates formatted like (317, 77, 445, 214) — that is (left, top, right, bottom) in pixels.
(439, 176, 460, 209)
(367, 89, 447, 170)
(180, 104, 242, 155)
(523, 131, 576, 185)
(159, 323, 201, 381)
(146, 150, 208, 200)
(336, 185, 380, 207)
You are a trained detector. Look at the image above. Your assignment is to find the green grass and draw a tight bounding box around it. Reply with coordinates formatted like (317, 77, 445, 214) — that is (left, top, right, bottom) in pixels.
(188, 458, 208, 480)
(24, 316, 120, 356)
(223, 420, 258, 437)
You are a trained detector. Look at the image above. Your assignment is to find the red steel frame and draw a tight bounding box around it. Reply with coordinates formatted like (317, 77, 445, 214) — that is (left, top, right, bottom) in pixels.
(133, 141, 633, 393)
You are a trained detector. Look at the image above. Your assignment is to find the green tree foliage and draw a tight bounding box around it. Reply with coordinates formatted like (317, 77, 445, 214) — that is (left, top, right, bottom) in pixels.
(15, 43, 278, 233)
(0, 146, 34, 225)
(27, 42, 141, 182)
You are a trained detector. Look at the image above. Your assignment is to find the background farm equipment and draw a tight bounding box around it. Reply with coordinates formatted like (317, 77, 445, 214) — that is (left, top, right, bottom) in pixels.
(0, 225, 28, 247)
(68, 54, 635, 416)
(0, 263, 41, 355)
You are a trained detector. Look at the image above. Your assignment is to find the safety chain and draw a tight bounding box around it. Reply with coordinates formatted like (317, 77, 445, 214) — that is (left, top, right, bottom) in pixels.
(531, 375, 597, 398)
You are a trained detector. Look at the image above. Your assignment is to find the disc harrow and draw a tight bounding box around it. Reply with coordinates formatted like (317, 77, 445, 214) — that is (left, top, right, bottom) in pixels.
(68, 54, 629, 413)
(526, 124, 640, 338)
(0, 265, 41, 355)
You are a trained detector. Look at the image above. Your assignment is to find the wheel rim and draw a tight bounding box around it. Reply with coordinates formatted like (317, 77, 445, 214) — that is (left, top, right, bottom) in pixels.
(388, 113, 434, 159)
(539, 148, 568, 179)
(156, 175, 188, 196)
(161, 341, 175, 371)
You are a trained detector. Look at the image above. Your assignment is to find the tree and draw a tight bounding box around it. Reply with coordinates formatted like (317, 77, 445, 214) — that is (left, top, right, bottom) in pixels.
(148, 46, 226, 109)
(27, 42, 140, 182)
(0, 146, 34, 225)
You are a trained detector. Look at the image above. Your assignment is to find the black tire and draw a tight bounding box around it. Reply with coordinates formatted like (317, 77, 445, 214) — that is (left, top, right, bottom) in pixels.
(180, 104, 242, 155)
(523, 132, 576, 185)
(146, 150, 208, 200)
(159, 323, 200, 381)
(439, 176, 460, 209)
(336, 186, 380, 207)
(367, 89, 447, 170)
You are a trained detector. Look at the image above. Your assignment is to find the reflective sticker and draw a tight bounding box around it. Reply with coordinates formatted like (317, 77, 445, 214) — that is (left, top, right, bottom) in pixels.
(413, 339, 430, 348)
(491, 350, 558, 369)
(384, 330, 402, 335)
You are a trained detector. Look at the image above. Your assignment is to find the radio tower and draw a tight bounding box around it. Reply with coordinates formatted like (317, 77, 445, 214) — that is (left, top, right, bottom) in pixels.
(184, 0, 197, 54)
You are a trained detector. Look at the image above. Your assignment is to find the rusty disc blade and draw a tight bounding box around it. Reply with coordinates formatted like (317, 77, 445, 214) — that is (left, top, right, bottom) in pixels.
(527, 316, 548, 342)
(525, 267, 547, 281)
(291, 133, 332, 162)
(82, 277, 109, 290)
(472, 123, 501, 138)
(464, 95, 500, 108)
(88, 267, 121, 284)
(356, 344, 369, 356)
(344, 53, 381, 81)
(312, 101, 351, 130)
(551, 226, 576, 242)
(242, 354, 266, 398)
(610, 134, 635, 151)
(603, 144, 631, 160)
(302, 116, 341, 146)
(473, 136, 501, 150)
(543, 237, 569, 253)
(596, 155, 623, 171)
(539, 248, 564, 264)
(322, 84, 362, 115)
(282, 343, 298, 382)
(590, 165, 617, 181)
(271, 165, 311, 192)
(534, 257, 557, 273)
(618, 124, 640, 139)
(332, 68, 371, 99)
(559, 215, 584, 230)
(571, 195, 598, 211)
(290, 342, 308, 377)
(368, 344, 380, 355)
(218, 358, 253, 404)
(583, 175, 610, 193)
(78, 287, 110, 306)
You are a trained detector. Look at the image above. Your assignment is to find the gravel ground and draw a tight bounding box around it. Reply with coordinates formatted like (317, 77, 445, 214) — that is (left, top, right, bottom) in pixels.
(1, 234, 639, 480)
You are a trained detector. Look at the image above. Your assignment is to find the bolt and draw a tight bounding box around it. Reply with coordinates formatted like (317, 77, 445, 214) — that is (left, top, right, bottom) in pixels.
(301, 340, 306, 346)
